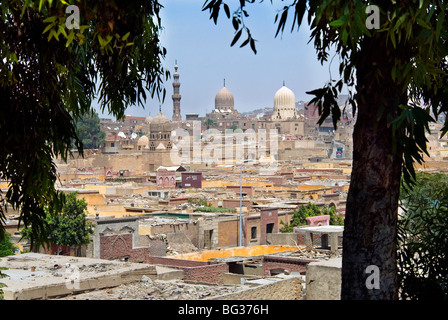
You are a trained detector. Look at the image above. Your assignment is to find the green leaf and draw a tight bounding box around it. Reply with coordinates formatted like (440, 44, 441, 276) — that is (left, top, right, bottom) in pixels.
(66, 31, 75, 47)
(42, 22, 54, 35)
(98, 34, 105, 47)
(329, 19, 345, 27)
(231, 29, 242, 47)
(43, 16, 57, 23)
(390, 30, 396, 48)
(38, 0, 45, 12)
(417, 17, 431, 29)
(341, 29, 348, 45)
(393, 13, 408, 32)
(122, 32, 130, 41)
(223, 3, 230, 19)
(435, 12, 444, 39)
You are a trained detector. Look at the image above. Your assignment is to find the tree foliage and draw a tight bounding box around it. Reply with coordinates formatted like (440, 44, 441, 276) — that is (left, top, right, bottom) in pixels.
(280, 202, 343, 232)
(0, 233, 17, 257)
(75, 110, 106, 149)
(398, 172, 448, 300)
(21, 192, 94, 252)
(203, 118, 218, 129)
(0, 0, 169, 247)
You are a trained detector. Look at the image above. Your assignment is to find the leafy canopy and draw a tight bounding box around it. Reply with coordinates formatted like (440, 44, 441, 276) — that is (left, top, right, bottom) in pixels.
(21, 192, 94, 250)
(398, 172, 448, 300)
(280, 202, 343, 232)
(0, 233, 17, 257)
(0, 0, 169, 247)
(75, 110, 106, 149)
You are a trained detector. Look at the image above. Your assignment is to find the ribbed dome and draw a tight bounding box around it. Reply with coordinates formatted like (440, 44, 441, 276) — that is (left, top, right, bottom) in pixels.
(274, 86, 295, 109)
(152, 111, 170, 124)
(145, 116, 153, 124)
(215, 87, 234, 110)
(137, 135, 149, 146)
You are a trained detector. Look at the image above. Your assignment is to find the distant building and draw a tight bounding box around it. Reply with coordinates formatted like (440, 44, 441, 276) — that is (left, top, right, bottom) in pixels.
(156, 169, 176, 189)
(271, 83, 298, 121)
(102, 133, 122, 154)
(181, 172, 203, 188)
(172, 63, 182, 122)
(207, 80, 242, 120)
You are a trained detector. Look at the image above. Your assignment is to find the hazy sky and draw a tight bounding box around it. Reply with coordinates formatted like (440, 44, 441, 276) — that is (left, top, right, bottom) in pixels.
(97, 0, 340, 119)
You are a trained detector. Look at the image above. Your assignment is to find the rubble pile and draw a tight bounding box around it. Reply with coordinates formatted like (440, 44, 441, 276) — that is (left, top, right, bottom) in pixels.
(56, 277, 243, 300)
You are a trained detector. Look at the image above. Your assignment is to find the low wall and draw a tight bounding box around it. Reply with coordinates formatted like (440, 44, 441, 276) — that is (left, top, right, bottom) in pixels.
(306, 258, 342, 300)
(262, 255, 318, 277)
(147, 256, 228, 285)
(209, 275, 304, 300)
(266, 233, 305, 246)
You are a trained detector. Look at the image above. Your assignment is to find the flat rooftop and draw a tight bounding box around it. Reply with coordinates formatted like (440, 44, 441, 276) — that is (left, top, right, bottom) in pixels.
(0, 253, 157, 300)
(173, 245, 299, 262)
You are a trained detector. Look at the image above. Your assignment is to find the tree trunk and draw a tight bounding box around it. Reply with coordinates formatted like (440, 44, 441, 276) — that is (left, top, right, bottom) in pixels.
(341, 35, 407, 299)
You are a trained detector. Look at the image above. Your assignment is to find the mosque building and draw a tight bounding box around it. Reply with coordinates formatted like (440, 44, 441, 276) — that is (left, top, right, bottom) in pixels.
(130, 64, 307, 169)
(271, 82, 298, 121)
(172, 62, 182, 122)
(207, 80, 241, 120)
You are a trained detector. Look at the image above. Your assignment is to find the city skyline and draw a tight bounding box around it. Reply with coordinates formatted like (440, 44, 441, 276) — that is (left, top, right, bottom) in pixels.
(96, 0, 342, 120)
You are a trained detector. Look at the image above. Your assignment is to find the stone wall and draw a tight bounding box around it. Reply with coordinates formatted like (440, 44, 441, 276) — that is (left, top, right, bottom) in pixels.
(262, 256, 316, 277)
(217, 219, 239, 248)
(266, 232, 305, 246)
(209, 275, 304, 300)
(199, 216, 219, 249)
(146, 221, 199, 248)
(306, 257, 342, 300)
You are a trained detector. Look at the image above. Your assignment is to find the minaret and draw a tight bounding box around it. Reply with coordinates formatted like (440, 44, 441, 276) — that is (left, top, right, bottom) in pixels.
(172, 61, 182, 122)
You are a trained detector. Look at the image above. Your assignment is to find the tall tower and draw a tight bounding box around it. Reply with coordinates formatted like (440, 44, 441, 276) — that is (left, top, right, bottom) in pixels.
(172, 61, 182, 122)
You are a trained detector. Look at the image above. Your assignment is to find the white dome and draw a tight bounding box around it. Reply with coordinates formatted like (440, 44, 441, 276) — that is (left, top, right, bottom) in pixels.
(274, 86, 295, 109)
(272, 85, 297, 120)
(215, 87, 234, 110)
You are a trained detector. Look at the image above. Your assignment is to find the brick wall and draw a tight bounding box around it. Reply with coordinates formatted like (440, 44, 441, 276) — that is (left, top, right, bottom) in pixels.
(260, 209, 278, 245)
(182, 263, 229, 285)
(222, 199, 251, 209)
(261, 256, 316, 277)
(100, 233, 133, 260)
(226, 185, 253, 196)
(147, 256, 228, 284)
(100, 232, 165, 263)
(156, 170, 176, 188)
